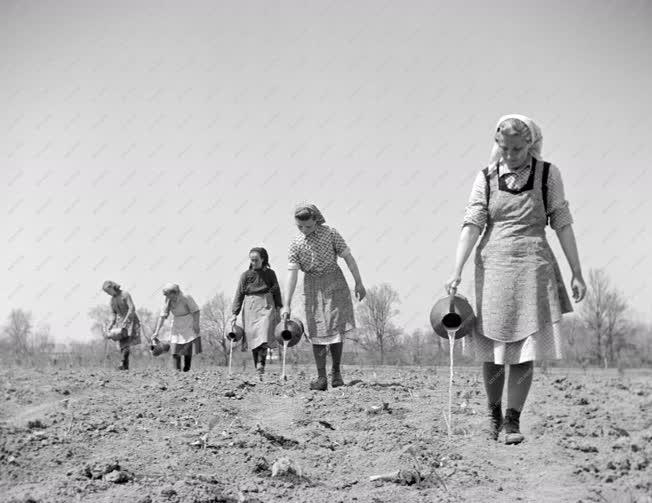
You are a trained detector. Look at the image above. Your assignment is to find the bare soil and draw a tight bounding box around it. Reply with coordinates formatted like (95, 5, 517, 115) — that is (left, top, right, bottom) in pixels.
(1, 363, 650, 503)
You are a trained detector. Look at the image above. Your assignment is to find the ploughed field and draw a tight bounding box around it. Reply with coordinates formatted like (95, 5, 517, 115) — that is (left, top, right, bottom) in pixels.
(1, 363, 650, 503)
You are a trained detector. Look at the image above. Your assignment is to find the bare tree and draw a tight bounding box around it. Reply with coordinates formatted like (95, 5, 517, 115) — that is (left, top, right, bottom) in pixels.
(351, 283, 400, 364)
(32, 323, 54, 353)
(3, 309, 33, 355)
(201, 292, 231, 365)
(580, 268, 629, 368)
(604, 290, 628, 366)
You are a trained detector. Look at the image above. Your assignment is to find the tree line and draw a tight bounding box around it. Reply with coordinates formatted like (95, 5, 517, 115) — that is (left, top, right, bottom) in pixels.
(1, 268, 650, 368)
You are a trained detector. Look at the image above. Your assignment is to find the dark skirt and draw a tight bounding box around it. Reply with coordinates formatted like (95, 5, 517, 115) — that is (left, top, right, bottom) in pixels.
(170, 337, 203, 356)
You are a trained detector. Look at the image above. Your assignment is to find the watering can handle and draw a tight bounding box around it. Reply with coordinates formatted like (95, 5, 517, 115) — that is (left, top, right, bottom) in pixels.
(448, 286, 457, 313)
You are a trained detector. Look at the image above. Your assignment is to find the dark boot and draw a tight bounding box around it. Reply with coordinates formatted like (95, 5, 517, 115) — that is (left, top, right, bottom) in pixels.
(309, 376, 328, 391)
(331, 372, 344, 388)
(329, 343, 344, 387)
(311, 345, 328, 391)
(487, 402, 503, 441)
(183, 355, 192, 372)
(504, 408, 524, 445)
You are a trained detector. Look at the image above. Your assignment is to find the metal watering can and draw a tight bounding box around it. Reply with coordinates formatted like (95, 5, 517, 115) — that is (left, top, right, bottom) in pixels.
(430, 288, 475, 340)
(150, 339, 170, 357)
(226, 324, 245, 342)
(274, 318, 304, 348)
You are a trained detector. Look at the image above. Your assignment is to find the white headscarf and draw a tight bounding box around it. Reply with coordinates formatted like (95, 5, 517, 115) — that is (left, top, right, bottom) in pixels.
(489, 114, 543, 165)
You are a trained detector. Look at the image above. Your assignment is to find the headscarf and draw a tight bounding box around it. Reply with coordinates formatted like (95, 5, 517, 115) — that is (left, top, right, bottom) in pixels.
(161, 283, 180, 318)
(294, 202, 325, 224)
(249, 247, 270, 269)
(102, 280, 121, 293)
(489, 114, 543, 165)
(162, 283, 180, 295)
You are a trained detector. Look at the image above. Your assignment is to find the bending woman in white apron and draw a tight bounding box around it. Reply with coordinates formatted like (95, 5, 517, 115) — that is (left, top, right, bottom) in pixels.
(230, 247, 282, 380)
(153, 283, 202, 372)
(445, 115, 586, 444)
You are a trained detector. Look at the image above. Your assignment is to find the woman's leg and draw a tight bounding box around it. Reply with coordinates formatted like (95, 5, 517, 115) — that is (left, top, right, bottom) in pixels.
(257, 346, 267, 371)
(483, 362, 505, 405)
(504, 361, 534, 444)
(483, 362, 505, 439)
(173, 354, 182, 371)
(252, 349, 259, 367)
(310, 344, 328, 390)
(119, 347, 130, 370)
(183, 355, 192, 372)
(329, 342, 344, 386)
(507, 361, 533, 410)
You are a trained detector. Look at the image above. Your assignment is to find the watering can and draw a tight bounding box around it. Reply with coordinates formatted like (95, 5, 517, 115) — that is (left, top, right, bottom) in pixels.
(150, 339, 170, 357)
(106, 326, 127, 341)
(226, 324, 245, 342)
(274, 318, 304, 348)
(430, 288, 475, 340)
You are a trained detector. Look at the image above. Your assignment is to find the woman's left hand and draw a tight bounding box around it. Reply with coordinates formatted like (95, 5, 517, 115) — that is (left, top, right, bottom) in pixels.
(355, 283, 366, 301)
(571, 275, 586, 302)
(193, 325, 200, 335)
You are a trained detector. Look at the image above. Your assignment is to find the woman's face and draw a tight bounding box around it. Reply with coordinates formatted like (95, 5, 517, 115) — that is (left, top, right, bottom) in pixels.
(164, 291, 179, 303)
(497, 134, 529, 170)
(249, 252, 263, 270)
(103, 286, 117, 297)
(295, 217, 317, 236)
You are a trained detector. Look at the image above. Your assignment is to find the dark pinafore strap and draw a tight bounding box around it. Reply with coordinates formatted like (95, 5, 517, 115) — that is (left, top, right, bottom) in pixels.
(482, 159, 552, 225)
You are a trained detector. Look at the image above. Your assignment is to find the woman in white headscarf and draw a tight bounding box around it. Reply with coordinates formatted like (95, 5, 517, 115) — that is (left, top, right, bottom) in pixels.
(152, 283, 202, 372)
(445, 115, 586, 444)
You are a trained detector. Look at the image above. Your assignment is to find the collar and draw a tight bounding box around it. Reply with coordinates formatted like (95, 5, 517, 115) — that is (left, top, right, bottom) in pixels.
(497, 156, 534, 177)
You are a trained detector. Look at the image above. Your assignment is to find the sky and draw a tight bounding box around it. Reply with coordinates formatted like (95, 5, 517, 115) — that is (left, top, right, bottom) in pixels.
(1, 0, 652, 343)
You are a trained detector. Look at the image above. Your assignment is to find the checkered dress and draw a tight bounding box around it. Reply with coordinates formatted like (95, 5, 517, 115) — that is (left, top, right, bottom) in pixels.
(462, 158, 574, 364)
(288, 225, 356, 344)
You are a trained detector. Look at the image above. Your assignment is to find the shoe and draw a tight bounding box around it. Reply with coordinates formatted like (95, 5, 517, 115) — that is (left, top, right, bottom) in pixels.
(117, 365, 128, 371)
(331, 372, 344, 388)
(487, 403, 503, 441)
(504, 408, 525, 445)
(309, 376, 328, 391)
(257, 366, 265, 382)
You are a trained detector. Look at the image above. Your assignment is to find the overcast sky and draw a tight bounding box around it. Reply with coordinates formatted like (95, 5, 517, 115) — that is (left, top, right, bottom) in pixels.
(2, 0, 651, 343)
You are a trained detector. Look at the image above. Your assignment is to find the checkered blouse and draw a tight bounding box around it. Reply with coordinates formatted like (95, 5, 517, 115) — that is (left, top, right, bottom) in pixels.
(288, 225, 350, 275)
(463, 160, 573, 231)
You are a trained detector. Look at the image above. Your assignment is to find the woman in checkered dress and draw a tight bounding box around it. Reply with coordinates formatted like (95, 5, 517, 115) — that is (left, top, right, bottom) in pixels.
(282, 203, 366, 391)
(445, 115, 587, 444)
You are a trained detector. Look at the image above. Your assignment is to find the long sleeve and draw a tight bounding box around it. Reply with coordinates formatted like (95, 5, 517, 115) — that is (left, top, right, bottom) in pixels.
(546, 164, 574, 231)
(231, 274, 246, 316)
(463, 170, 489, 230)
(268, 269, 283, 308)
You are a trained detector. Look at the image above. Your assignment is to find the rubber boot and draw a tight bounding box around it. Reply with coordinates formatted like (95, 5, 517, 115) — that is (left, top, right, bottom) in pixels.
(504, 408, 525, 445)
(488, 402, 503, 441)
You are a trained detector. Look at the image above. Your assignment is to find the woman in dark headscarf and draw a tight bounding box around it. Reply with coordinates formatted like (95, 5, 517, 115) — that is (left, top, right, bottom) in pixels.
(283, 203, 366, 391)
(101, 280, 141, 370)
(230, 247, 283, 380)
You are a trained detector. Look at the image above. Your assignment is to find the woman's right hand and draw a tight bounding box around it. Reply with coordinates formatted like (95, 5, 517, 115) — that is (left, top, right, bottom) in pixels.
(229, 315, 237, 327)
(444, 274, 461, 294)
(280, 308, 290, 320)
